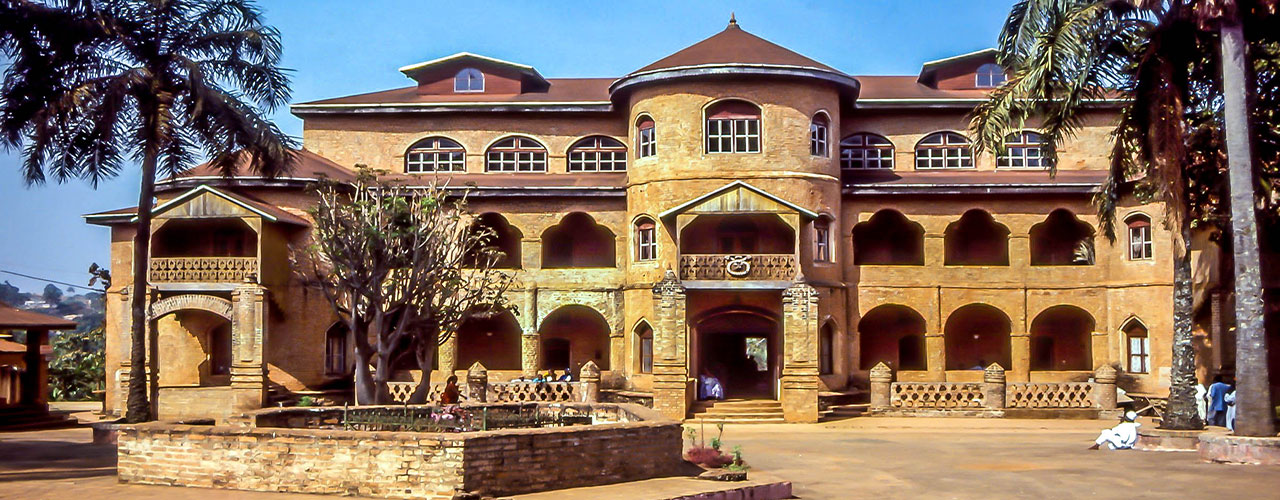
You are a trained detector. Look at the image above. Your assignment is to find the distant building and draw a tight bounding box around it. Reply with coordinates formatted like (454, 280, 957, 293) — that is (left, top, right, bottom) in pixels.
(88, 20, 1178, 422)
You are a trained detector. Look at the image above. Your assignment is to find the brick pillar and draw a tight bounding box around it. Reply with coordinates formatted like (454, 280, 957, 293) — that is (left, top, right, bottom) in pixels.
(983, 363, 1006, 409)
(467, 362, 488, 403)
(652, 270, 689, 421)
(1090, 330, 1109, 371)
(869, 362, 893, 409)
(1093, 364, 1117, 410)
(1010, 333, 1031, 382)
(579, 360, 601, 403)
(230, 282, 268, 415)
(439, 333, 458, 374)
(781, 282, 820, 423)
(19, 329, 47, 408)
(925, 332, 945, 380)
(114, 285, 152, 416)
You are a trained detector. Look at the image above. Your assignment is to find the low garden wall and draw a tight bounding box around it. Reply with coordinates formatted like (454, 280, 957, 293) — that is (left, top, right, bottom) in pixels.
(868, 362, 1120, 417)
(117, 402, 682, 499)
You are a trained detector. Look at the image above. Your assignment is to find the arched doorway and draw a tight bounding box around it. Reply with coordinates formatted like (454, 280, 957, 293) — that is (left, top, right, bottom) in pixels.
(944, 304, 1012, 370)
(152, 308, 233, 387)
(456, 309, 522, 370)
(694, 306, 780, 399)
(538, 305, 611, 372)
(1029, 305, 1095, 370)
(858, 305, 927, 370)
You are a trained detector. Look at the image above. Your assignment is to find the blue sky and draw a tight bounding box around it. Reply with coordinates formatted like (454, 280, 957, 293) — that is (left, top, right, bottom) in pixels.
(0, 0, 1015, 293)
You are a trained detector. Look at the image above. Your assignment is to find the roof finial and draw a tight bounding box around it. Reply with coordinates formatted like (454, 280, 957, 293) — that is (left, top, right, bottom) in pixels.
(729, 12, 737, 27)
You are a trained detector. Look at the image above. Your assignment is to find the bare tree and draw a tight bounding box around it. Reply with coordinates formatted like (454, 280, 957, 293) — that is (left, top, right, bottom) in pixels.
(299, 169, 515, 404)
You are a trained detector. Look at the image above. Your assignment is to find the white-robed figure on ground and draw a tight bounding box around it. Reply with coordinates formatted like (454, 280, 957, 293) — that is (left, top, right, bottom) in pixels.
(1090, 411, 1141, 450)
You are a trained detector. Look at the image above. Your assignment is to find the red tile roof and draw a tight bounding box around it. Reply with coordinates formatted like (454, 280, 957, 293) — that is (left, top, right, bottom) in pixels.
(85, 185, 310, 226)
(0, 302, 77, 330)
(629, 21, 840, 75)
(168, 149, 355, 183)
(297, 78, 614, 106)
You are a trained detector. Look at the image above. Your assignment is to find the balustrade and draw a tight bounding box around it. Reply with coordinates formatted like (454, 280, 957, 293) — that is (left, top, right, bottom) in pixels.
(678, 254, 797, 280)
(149, 257, 258, 283)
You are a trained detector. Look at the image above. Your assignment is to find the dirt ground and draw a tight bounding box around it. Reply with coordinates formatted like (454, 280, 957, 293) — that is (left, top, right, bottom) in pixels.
(1, 417, 1278, 499)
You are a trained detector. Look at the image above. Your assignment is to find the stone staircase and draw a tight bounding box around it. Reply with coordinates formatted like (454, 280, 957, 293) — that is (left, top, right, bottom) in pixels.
(688, 399, 787, 424)
(0, 406, 80, 431)
(820, 403, 869, 421)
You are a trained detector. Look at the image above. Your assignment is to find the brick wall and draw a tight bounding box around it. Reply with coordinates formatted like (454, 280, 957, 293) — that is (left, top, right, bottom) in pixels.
(117, 403, 682, 499)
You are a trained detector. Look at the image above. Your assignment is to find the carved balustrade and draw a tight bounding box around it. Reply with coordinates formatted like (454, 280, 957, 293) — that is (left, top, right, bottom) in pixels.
(149, 257, 258, 283)
(678, 254, 797, 280)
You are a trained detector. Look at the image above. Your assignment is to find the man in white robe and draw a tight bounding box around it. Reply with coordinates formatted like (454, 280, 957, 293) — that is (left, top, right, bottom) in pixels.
(1090, 411, 1140, 450)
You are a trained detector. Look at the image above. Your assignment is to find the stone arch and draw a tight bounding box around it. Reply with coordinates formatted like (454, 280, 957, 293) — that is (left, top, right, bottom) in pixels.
(456, 308, 522, 370)
(1029, 305, 1095, 371)
(1029, 209, 1095, 266)
(468, 212, 523, 269)
(944, 303, 1012, 370)
(148, 294, 233, 321)
(819, 319, 837, 375)
(538, 305, 611, 371)
(858, 304, 927, 370)
(633, 319, 654, 374)
(853, 209, 925, 265)
(541, 212, 616, 268)
(944, 209, 1010, 266)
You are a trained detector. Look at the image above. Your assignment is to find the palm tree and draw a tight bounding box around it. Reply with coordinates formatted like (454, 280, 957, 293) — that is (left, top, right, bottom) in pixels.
(0, 0, 294, 422)
(971, 0, 1279, 433)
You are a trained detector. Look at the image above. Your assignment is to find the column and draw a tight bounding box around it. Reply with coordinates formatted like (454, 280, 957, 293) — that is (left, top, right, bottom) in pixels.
(1093, 364, 1117, 410)
(1090, 329, 1109, 370)
(521, 285, 539, 377)
(19, 329, 47, 409)
(925, 332, 946, 380)
(579, 360, 601, 403)
(651, 270, 690, 421)
(114, 285, 153, 416)
(781, 282, 820, 423)
(1010, 333, 1031, 382)
(467, 362, 488, 403)
(982, 363, 1006, 409)
(230, 282, 268, 414)
(869, 362, 893, 410)
(438, 333, 458, 374)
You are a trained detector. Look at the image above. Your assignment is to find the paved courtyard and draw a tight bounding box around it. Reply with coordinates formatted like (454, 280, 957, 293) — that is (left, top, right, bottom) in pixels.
(1, 417, 1278, 499)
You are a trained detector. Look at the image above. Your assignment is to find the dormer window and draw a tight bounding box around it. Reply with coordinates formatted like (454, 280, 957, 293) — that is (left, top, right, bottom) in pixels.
(454, 68, 484, 92)
(976, 63, 1006, 88)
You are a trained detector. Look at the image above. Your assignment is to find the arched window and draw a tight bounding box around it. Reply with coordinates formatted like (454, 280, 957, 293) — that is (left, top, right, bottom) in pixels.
(841, 133, 894, 170)
(853, 210, 924, 265)
(1029, 209, 1095, 266)
(998, 131, 1047, 169)
(810, 114, 830, 157)
(454, 68, 484, 92)
(1126, 214, 1153, 260)
(814, 218, 832, 263)
(405, 137, 465, 173)
(976, 63, 1006, 88)
(466, 213, 522, 269)
(1123, 318, 1150, 373)
(916, 132, 974, 169)
(210, 323, 231, 376)
(634, 217, 657, 262)
(819, 322, 835, 374)
(636, 115, 656, 158)
(568, 136, 627, 172)
(705, 100, 761, 153)
(325, 322, 349, 375)
(944, 210, 1009, 266)
(542, 212, 616, 268)
(486, 136, 547, 172)
(635, 321, 654, 374)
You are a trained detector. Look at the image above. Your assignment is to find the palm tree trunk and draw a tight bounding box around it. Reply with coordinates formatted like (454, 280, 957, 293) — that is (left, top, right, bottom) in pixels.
(1164, 223, 1204, 430)
(1220, 19, 1274, 437)
(123, 146, 158, 423)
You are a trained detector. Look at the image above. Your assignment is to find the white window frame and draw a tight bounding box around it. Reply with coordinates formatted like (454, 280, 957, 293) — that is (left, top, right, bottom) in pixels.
(636, 219, 657, 261)
(454, 68, 484, 93)
(810, 118, 829, 157)
(1127, 333, 1150, 373)
(915, 132, 974, 169)
(568, 137, 627, 172)
(841, 133, 895, 170)
(405, 137, 466, 173)
(486, 137, 547, 172)
(997, 131, 1048, 169)
(706, 117, 761, 154)
(637, 117, 656, 159)
(976, 63, 1006, 88)
(1127, 216, 1153, 260)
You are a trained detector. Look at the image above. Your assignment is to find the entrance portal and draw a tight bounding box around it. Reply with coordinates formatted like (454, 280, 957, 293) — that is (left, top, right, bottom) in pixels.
(695, 308, 779, 399)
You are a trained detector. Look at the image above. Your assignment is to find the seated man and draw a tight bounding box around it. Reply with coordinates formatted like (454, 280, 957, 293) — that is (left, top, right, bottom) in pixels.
(698, 368, 725, 401)
(1090, 411, 1140, 450)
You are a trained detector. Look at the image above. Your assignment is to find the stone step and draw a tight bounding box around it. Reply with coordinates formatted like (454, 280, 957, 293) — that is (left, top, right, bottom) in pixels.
(688, 416, 789, 424)
(691, 399, 782, 410)
(691, 410, 786, 419)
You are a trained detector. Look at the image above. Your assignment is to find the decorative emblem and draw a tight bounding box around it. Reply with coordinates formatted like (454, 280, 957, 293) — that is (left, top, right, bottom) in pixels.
(725, 254, 752, 277)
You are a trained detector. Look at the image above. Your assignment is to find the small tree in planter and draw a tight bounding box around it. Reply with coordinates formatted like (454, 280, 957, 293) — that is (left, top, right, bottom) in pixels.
(301, 169, 515, 404)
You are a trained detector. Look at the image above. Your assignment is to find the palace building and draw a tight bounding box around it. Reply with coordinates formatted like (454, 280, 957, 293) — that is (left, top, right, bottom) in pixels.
(87, 19, 1177, 422)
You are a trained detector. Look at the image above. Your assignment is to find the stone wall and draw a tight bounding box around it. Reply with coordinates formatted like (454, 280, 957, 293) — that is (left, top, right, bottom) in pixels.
(117, 403, 682, 499)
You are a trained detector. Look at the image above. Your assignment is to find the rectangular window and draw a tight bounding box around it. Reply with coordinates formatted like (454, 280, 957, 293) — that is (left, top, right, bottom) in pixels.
(1128, 335, 1149, 373)
(638, 127, 656, 158)
(1129, 225, 1152, 260)
(326, 333, 347, 375)
(815, 224, 831, 262)
(810, 122, 828, 157)
(637, 224, 657, 261)
(640, 336, 653, 374)
(706, 118, 760, 154)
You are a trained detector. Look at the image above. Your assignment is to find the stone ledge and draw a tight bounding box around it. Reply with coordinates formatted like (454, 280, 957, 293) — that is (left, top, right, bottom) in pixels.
(868, 408, 1005, 418)
(1136, 426, 1220, 452)
(1199, 434, 1280, 465)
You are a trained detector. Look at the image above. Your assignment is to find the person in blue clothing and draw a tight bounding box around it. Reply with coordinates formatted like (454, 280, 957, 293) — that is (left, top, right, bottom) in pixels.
(1206, 374, 1232, 427)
